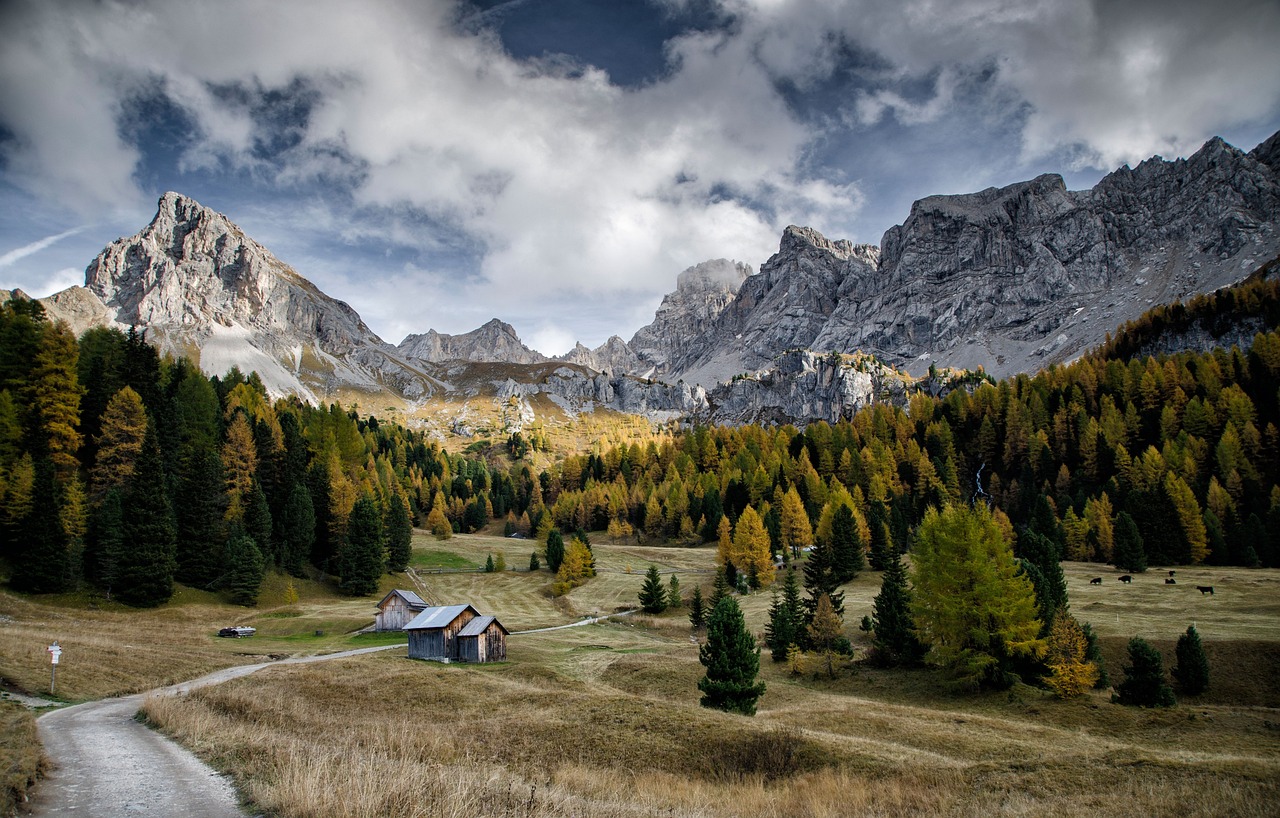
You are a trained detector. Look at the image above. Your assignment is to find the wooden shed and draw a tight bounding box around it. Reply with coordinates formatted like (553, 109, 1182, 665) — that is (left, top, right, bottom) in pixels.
(456, 615, 508, 663)
(375, 589, 428, 632)
(404, 604, 479, 661)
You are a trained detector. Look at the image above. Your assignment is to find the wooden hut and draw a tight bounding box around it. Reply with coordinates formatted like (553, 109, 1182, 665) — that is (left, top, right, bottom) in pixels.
(404, 604, 479, 661)
(375, 589, 428, 632)
(456, 615, 508, 663)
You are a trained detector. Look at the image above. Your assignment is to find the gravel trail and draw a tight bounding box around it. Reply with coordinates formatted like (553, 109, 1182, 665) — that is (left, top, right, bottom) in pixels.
(30, 644, 400, 817)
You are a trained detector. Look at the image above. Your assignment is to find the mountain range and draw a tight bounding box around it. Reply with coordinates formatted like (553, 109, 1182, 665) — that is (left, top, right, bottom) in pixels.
(6, 129, 1279, 430)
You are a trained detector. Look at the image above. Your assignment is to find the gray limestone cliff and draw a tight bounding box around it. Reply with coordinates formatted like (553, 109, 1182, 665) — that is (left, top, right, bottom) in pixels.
(83, 192, 441, 400)
(398, 319, 547, 365)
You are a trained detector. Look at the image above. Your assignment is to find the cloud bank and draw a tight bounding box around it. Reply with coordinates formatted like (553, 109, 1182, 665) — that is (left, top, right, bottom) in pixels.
(1, 0, 1277, 351)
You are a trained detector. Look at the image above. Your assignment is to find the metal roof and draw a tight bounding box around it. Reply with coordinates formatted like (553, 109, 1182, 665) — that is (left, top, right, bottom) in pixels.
(402, 604, 476, 631)
(378, 589, 428, 610)
(457, 615, 508, 637)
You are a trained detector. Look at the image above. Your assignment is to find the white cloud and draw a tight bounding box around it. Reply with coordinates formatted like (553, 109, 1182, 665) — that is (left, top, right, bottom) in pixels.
(0, 226, 87, 269)
(1, 0, 1277, 349)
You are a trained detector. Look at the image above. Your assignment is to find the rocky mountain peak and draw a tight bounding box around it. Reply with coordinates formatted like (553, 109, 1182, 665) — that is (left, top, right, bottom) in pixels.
(397, 318, 546, 365)
(674, 258, 750, 294)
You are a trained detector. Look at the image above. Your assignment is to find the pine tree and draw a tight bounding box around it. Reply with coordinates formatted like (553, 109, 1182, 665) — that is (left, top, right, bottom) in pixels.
(173, 439, 226, 588)
(732, 505, 775, 588)
(867, 499, 892, 571)
(667, 574, 682, 609)
(1044, 613, 1100, 699)
(10, 457, 71, 594)
(871, 547, 922, 666)
(689, 585, 706, 631)
(86, 487, 124, 595)
(802, 526, 844, 622)
(1017, 529, 1069, 631)
(545, 528, 565, 573)
(698, 596, 766, 715)
(117, 425, 177, 607)
(337, 496, 385, 596)
(807, 593, 846, 677)
(1113, 511, 1147, 573)
(1115, 637, 1176, 707)
(1173, 625, 1210, 696)
(911, 503, 1045, 690)
(29, 320, 82, 482)
(485, 553, 495, 572)
(244, 479, 274, 566)
(278, 483, 315, 578)
(384, 493, 413, 573)
(709, 565, 731, 609)
(1082, 621, 1110, 688)
(89, 386, 148, 499)
(639, 564, 668, 613)
(528, 551, 540, 571)
(764, 568, 803, 661)
(830, 504, 864, 583)
(223, 533, 265, 606)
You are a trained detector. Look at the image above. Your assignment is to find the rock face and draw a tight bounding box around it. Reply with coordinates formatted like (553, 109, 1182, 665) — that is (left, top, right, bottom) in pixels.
(626, 258, 752, 380)
(631, 131, 1280, 386)
(495, 365, 708, 420)
(556, 335, 645, 375)
(398, 319, 547, 365)
(83, 192, 441, 401)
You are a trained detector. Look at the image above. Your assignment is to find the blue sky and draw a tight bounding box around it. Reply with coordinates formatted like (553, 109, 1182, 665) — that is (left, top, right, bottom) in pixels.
(2, 0, 1278, 355)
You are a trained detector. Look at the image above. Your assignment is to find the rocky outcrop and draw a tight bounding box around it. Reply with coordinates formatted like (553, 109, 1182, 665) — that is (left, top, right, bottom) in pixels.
(700, 350, 909, 426)
(557, 335, 645, 375)
(627, 258, 753, 382)
(0, 286, 115, 338)
(83, 192, 442, 400)
(398, 318, 547, 365)
(494, 365, 708, 420)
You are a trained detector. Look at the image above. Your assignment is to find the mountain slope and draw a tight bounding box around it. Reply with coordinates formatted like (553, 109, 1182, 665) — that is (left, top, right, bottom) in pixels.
(82, 192, 444, 402)
(632, 130, 1280, 386)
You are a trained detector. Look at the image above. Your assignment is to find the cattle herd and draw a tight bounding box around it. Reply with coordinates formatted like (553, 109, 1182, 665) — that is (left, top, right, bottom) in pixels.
(1086, 573, 1214, 595)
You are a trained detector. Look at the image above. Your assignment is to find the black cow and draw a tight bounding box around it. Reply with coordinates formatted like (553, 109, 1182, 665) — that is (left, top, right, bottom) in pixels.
(1089, 577, 1102, 585)
(1165, 578, 1176, 584)
(1168, 570, 1176, 577)
(1196, 585, 1215, 595)
(1118, 575, 1133, 584)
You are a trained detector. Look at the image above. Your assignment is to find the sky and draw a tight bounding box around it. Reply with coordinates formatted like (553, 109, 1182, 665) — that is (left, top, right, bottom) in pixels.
(1, 0, 1279, 356)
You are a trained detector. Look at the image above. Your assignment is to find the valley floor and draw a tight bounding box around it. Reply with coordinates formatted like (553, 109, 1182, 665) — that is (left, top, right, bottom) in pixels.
(4, 532, 1279, 817)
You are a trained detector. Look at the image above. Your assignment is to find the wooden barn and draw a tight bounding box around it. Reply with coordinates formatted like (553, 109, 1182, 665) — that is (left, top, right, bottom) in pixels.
(403, 604, 507, 663)
(375, 589, 429, 632)
(456, 615, 508, 663)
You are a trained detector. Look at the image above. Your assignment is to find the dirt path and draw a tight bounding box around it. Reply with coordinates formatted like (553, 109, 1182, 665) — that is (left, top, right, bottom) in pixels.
(31, 644, 400, 817)
(511, 609, 637, 634)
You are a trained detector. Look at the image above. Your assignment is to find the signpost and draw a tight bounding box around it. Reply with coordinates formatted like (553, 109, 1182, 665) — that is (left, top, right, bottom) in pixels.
(47, 641, 61, 695)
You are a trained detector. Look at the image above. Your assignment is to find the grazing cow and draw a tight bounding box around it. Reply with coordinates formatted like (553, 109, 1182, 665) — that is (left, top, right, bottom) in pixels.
(1119, 575, 1133, 584)
(1089, 577, 1102, 585)
(1196, 585, 1215, 595)
(1165, 578, 1176, 584)
(1168, 570, 1176, 577)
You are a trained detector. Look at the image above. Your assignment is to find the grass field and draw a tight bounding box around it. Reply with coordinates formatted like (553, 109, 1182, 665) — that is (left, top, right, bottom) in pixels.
(6, 530, 1280, 816)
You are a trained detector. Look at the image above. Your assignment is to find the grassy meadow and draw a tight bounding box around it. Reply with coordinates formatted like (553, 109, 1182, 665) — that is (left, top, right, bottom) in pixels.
(5, 529, 1280, 816)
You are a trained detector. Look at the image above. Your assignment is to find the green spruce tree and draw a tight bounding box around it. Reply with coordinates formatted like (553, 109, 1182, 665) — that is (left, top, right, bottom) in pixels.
(545, 528, 565, 573)
(10, 457, 71, 594)
(639, 564, 668, 613)
(689, 585, 706, 631)
(223, 533, 265, 606)
(1113, 511, 1147, 573)
(871, 547, 922, 666)
(277, 483, 315, 578)
(337, 496, 385, 596)
(763, 568, 803, 662)
(1115, 637, 1176, 707)
(698, 596, 766, 715)
(117, 425, 177, 607)
(1173, 625, 1210, 696)
(667, 574, 682, 608)
(384, 493, 413, 573)
(830, 504, 864, 583)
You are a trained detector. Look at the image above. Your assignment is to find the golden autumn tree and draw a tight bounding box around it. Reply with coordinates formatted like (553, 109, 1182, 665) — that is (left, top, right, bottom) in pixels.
(222, 411, 258, 520)
(29, 320, 81, 481)
(90, 386, 148, 500)
(779, 485, 810, 558)
(732, 505, 775, 588)
(1044, 613, 1100, 699)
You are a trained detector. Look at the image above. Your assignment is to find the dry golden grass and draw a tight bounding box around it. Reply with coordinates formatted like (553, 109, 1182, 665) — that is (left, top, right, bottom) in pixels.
(9, 537, 1280, 817)
(0, 700, 42, 816)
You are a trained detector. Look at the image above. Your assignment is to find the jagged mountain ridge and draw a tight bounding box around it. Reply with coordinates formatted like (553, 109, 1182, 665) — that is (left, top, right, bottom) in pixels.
(13, 128, 1279, 430)
(664, 131, 1280, 386)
